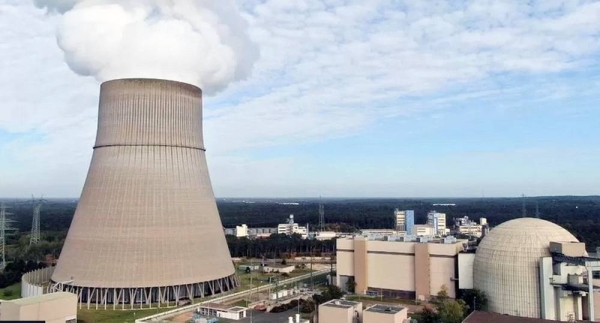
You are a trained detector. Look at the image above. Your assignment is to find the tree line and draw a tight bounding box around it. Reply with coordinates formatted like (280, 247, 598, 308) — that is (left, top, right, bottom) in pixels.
(226, 233, 335, 258)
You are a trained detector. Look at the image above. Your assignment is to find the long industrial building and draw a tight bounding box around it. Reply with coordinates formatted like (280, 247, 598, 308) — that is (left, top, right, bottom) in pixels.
(336, 235, 466, 300)
(51, 79, 238, 308)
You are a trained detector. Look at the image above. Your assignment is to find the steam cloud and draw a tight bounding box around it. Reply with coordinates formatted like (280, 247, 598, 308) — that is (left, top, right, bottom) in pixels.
(34, 0, 259, 94)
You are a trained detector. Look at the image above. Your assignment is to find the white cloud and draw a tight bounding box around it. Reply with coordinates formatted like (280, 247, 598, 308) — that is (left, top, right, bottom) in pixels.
(1, 0, 600, 197)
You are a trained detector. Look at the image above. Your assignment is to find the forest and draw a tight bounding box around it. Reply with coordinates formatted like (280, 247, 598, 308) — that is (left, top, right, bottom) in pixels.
(1, 195, 600, 264)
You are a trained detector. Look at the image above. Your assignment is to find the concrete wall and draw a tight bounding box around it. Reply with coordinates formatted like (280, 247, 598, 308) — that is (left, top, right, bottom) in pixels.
(21, 266, 54, 298)
(318, 305, 355, 323)
(336, 237, 463, 300)
(354, 238, 368, 294)
(414, 243, 430, 301)
(0, 292, 77, 323)
(458, 253, 474, 289)
(367, 253, 415, 291)
(337, 238, 355, 277)
(430, 256, 456, 298)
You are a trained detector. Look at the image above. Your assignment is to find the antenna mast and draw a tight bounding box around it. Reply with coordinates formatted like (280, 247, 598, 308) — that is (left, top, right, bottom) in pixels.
(318, 196, 325, 232)
(521, 194, 527, 218)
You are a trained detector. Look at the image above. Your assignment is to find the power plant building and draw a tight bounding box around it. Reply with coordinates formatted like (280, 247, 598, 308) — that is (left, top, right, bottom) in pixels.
(336, 235, 466, 300)
(394, 209, 414, 235)
(464, 218, 600, 321)
(51, 79, 238, 308)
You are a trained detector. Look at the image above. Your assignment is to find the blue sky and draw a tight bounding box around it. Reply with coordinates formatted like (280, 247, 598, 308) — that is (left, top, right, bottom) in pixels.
(1, 0, 600, 197)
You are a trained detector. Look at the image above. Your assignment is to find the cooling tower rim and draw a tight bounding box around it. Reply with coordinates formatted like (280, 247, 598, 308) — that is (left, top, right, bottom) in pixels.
(101, 78, 202, 94)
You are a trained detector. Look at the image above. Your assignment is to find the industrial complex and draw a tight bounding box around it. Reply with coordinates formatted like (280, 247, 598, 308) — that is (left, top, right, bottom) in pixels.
(335, 216, 600, 321)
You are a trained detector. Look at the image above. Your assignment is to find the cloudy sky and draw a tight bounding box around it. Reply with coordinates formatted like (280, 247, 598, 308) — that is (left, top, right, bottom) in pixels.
(1, 0, 600, 198)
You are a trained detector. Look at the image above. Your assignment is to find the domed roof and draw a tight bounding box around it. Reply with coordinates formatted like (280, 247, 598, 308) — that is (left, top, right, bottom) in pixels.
(473, 218, 578, 318)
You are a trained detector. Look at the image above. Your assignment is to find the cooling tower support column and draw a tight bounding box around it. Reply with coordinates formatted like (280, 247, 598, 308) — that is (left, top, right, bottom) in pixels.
(50, 79, 238, 309)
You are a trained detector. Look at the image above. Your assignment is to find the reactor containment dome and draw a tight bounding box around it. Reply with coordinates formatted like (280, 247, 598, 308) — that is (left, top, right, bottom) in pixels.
(473, 217, 579, 318)
(51, 79, 238, 308)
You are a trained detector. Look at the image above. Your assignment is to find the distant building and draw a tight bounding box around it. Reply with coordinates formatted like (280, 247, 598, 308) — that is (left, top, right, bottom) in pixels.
(314, 231, 337, 240)
(406, 210, 415, 236)
(394, 209, 415, 235)
(235, 224, 248, 238)
(427, 211, 446, 235)
(0, 292, 77, 323)
(453, 216, 484, 238)
(336, 235, 467, 300)
(277, 215, 308, 237)
(413, 224, 435, 237)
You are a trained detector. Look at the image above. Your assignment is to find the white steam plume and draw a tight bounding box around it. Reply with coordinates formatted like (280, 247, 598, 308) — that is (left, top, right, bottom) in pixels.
(34, 0, 259, 94)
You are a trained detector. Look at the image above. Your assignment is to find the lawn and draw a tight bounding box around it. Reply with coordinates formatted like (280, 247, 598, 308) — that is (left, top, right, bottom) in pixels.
(0, 283, 21, 300)
(77, 306, 174, 323)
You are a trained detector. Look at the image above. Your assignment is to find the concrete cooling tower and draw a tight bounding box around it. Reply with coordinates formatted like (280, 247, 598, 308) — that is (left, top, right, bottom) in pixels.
(51, 78, 238, 308)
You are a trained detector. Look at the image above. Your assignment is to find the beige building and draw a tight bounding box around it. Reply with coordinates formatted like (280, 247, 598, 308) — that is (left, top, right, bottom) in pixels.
(0, 292, 77, 323)
(363, 304, 409, 323)
(413, 224, 435, 236)
(337, 236, 466, 300)
(427, 211, 447, 235)
(318, 299, 362, 323)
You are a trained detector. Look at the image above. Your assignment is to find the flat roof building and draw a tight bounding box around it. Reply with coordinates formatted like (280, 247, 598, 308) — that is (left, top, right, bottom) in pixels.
(336, 236, 466, 300)
(0, 292, 77, 323)
(363, 304, 409, 323)
(318, 299, 362, 323)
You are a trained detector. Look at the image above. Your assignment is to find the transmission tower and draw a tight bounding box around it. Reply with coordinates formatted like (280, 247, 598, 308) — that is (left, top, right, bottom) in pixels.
(318, 196, 325, 232)
(521, 194, 527, 218)
(30, 196, 46, 246)
(0, 203, 9, 270)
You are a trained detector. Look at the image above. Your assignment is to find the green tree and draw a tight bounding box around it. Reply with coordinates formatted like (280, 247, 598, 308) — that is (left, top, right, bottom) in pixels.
(345, 277, 356, 293)
(420, 305, 437, 323)
(437, 299, 468, 323)
(460, 289, 488, 313)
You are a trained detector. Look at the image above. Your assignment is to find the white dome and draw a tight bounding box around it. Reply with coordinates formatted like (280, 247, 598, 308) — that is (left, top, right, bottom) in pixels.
(473, 218, 578, 318)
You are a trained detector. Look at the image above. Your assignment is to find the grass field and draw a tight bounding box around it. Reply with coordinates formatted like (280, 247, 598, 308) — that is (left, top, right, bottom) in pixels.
(0, 283, 21, 300)
(77, 306, 174, 323)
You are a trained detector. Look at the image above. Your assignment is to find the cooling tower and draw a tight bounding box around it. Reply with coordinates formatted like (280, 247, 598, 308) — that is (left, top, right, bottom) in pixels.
(51, 78, 238, 308)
